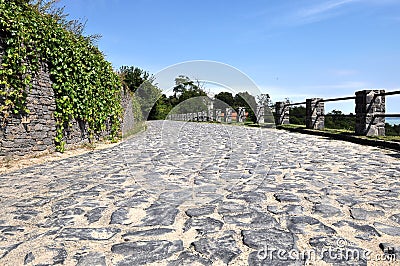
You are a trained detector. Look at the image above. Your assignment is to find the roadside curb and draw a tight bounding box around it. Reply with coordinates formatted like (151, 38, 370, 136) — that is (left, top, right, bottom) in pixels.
(276, 126, 400, 152)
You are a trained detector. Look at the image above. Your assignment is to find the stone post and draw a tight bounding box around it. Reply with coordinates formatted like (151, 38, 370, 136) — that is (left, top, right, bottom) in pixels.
(237, 107, 245, 122)
(208, 108, 214, 121)
(197, 111, 202, 122)
(306, 98, 324, 130)
(256, 105, 265, 123)
(202, 111, 207, 121)
(215, 109, 222, 122)
(225, 108, 232, 123)
(275, 102, 290, 125)
(355, 90, 385, 136)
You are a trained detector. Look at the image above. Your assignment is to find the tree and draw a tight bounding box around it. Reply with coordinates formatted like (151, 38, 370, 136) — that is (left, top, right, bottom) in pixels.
(169, 76, 208, 113)
(148, 94, 172, 120)
(234, 92, 257, 122)
(325, 110, 355, 130)
(289, 106, 306, 125)
(257, 94, 271, 107)
(135, 80, 162, 120)
(214, 92, 235, 109)
(385, 123, 400, 136)
(119, 66, 151, 93)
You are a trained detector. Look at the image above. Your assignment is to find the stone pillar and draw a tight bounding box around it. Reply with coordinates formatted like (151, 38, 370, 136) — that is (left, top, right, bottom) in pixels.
(275, 102, 289, 125)
(237, 107, 245, 122)
(197, 111, 202, 122)
(256, 105, 265, 123)
(306, 98, 324, 130)
(225, 108, 233, 123)
(215, 109, 222, 122)
(202, 111, 207, 121)
(208, 108, 214, 121)
(355, 90, 385, 136)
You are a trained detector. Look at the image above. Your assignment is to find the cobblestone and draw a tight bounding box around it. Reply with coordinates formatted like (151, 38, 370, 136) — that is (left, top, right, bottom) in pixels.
(0, 120, 399, 265)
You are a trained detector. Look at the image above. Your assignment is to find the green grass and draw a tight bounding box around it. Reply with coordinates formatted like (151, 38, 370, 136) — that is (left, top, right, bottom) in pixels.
(278, 124, 400, 142)
(362, 135, 400, 143)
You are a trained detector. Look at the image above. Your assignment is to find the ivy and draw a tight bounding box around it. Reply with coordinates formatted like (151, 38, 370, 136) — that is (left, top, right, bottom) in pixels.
(0, 0, 122, 151)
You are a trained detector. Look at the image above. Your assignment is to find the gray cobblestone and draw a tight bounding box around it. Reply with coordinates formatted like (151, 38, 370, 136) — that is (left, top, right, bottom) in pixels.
(0, 121, 399, 264)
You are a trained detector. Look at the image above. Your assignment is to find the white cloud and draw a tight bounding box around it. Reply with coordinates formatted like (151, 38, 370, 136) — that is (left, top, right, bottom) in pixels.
(282, 0, 359, 26)
(297, 0, 357, 18)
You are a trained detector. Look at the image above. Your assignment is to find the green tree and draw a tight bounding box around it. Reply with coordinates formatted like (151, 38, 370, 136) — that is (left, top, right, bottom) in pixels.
(289, 106, 306, 125)
(119, 66, 150, 93)
(135, 80, 162, 120)
(385, 123, 400, 136)
(325, 110, 355, 130)
(214, 92, 235, 109)
(148, 94, 172, 120)
(234, 92, 257, 122)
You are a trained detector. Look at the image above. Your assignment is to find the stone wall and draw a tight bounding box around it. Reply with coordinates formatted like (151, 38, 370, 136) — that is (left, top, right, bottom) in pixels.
(0, 63, 57, 156)
(120, 88, 135, 137)
(0, 39, 136, 157)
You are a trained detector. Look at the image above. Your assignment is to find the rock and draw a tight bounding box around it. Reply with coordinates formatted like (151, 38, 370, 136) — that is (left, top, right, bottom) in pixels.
(389, 213, 400, 224)
(192, 232, 241, 264)
(313, 203, 342, 217)
(167, 251, 212, 265)
(122, 228, 174, 239)
(114, 191, 148, 207)
(350, 208, 384, 220)
(242, 228, 296, 250)
(267, 205, 303, 215)
(274, 193, 301, 203)
(110, 208, 130, 225)
(0, 242, 22, 260)
(85, 207, 106, 224)
(24, 252, 35, 264)
(287, 216, 336, 235)
(374, 222, 400, 236)
(111, 240, 183, 265)
(333, 221, 381, 240)
(57, 228, 120, 241)
(51, 247, 67, 265)
(309, 236, 367, 265)
(76, 252, 106, 266)
(336, 196, 364, 207)
(184, 217, 223, 234)
(223, 211, 278, 228)
(379, 243, 400, 260)
(226, 191, 266, 202)
(13, 209, 40, 221)
(218, 202, 248, 215)
(248, 250, 303, 266)
(185, 205, 216, 217)
(141, 204, 179, 226)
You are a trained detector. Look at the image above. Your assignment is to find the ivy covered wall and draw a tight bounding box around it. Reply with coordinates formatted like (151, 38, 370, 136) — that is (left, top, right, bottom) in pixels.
(0, 1, 135, 156)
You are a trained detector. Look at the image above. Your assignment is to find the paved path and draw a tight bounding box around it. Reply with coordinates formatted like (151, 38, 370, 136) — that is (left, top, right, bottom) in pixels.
(1, 121, 400, 265)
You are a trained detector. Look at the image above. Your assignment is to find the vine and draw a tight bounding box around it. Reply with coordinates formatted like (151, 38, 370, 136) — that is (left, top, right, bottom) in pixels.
(0, 0, 122, 151)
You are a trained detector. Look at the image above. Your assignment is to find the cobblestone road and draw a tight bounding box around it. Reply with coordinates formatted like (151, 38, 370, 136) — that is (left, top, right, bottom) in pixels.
(1, 121, 400, 265)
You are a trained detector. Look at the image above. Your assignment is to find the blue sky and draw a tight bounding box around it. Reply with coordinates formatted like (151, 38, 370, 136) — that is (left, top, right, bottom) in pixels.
(58, 0, 400, 115)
